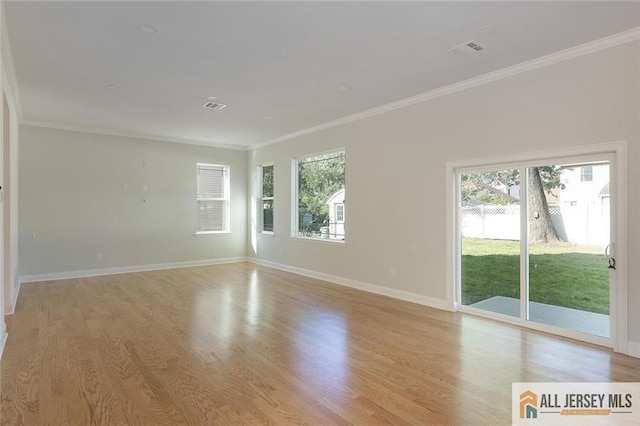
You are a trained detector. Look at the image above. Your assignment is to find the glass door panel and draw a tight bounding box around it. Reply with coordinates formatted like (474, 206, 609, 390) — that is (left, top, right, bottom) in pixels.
(460, 169, 521, 317)
(526, 162, 610, 337)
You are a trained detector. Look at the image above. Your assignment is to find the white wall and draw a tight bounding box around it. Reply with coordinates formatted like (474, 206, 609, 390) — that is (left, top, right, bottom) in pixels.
(248, 42, 640, 343)
(0, 0, 20, 355)
(19, 126, 247, 277)
(7, 87, 17, 310)
(2, 63, 19, 316)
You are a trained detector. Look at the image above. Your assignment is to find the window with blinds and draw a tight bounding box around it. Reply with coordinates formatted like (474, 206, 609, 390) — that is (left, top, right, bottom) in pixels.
(196, 163, 230, 233)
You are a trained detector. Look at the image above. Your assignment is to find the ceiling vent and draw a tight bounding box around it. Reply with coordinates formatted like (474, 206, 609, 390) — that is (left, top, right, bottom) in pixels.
(202, 102, 227, 111)
(448, 40, 486, 56)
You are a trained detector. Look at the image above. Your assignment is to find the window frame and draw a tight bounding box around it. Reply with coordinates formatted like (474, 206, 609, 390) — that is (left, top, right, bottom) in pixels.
(259, 163, 274, 234)
(195, 163, 230, 235)
(291, 148, 346, 243)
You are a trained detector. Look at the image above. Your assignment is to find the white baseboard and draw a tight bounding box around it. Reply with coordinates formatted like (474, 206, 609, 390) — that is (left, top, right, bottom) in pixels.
(0, 324, 7, 360)
(249, 257, 449, 311)
(628, 341, 640, 359)
(6, 279, 21, 314)
(19, 257, 248, 284)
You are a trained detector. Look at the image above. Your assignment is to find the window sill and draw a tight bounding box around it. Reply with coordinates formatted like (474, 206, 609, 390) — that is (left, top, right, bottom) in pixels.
(259, 231, 275, 237)
(291, 236, 345, 245)
(194, 231, 231, 236)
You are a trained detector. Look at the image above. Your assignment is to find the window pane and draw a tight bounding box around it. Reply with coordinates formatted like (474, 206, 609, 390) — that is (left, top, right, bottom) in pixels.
(260, 164, 274, 233)
(262, 199, 273, 232)
(197, 200, 225, 231)
(528, 163, 610, 337)
(297, 151, 345, 240)
(335, 204, 344, 222)
(262, 165, 274, 198)
(580, 165, 593, 182)
(198, 164, 225, 198)
(460, 168, 520, 317)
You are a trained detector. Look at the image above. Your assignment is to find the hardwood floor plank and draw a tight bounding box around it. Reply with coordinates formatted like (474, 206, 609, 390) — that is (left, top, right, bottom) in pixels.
(2, 262, 640, 425)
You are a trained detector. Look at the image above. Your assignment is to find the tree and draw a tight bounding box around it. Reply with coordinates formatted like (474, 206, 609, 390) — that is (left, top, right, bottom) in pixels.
(298, 152, 345, 227)
(462, 166, 564, 243)
(262, 165, 274, 198)
(261, 165, 274, 232)
(527, 167, 561, 243)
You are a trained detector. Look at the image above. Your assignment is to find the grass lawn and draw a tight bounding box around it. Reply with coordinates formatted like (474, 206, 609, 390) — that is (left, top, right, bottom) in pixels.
(462, 238, 609, 315)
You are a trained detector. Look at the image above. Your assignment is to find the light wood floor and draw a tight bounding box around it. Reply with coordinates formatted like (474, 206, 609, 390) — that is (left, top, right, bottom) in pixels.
(2, 263, 639, 425)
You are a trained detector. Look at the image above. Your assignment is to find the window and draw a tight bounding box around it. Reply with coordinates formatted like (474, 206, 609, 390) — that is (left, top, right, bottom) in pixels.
(259, 164, 274, 233)
(294, 150, 345, 241)
(581, 165, 593, 182)
(196, 163, 229, 233)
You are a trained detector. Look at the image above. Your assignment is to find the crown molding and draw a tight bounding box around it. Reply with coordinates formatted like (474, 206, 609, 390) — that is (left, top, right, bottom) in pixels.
(1, 3, 23, 119)
(251, 26, 640, 150)
(19, 120, 250, 151)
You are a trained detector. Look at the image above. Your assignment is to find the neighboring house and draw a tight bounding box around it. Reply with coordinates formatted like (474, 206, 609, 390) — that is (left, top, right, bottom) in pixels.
(490, 181, 521, 201)
(326, 188, 345, 240)
(476, 180, 520, 204)
(557, 163, 610, 245)
(560, 164, 610, 207)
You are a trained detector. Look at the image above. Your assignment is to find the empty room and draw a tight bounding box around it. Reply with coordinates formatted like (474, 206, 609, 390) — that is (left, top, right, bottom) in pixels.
(1, 1, 640, 425)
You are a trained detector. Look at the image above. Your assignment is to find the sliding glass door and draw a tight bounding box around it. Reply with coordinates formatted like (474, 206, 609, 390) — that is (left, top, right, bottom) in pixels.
(526, 161, 611, 338)
(457, 155, 614, 343)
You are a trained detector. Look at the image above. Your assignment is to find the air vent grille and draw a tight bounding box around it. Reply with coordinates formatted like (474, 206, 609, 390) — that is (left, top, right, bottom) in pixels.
(202, 102, 227, 110)
(448, 40, 486, 56)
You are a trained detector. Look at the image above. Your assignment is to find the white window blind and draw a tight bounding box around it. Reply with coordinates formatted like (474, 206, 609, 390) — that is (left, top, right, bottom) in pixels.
(197, 163, 229, 232)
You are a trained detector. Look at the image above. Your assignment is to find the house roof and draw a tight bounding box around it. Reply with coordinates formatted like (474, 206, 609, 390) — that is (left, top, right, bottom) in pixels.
(474, 181, 519, 203)
(327, 188, 345, 205)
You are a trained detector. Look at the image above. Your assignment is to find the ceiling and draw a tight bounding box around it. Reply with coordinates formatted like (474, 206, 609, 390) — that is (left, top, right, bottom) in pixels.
(6, 1, 640, 149)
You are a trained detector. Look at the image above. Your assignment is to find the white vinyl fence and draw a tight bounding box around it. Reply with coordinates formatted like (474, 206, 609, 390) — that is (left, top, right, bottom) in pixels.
(461, 204, 609, 246)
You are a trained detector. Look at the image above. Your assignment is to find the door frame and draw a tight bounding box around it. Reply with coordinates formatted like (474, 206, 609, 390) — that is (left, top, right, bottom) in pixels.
(445, 140, 628, 354)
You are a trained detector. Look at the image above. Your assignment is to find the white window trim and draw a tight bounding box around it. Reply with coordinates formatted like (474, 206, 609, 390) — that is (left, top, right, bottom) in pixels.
(445, 140, 628, 355)
(194, 230, 231, 236)
(259, 163, 274, 235)
(195, 163, 230, 235)
(291, 148, 346, 243)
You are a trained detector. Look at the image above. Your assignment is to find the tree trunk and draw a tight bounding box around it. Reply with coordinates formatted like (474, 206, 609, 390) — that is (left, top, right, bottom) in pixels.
(528, 167, 560, 243)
